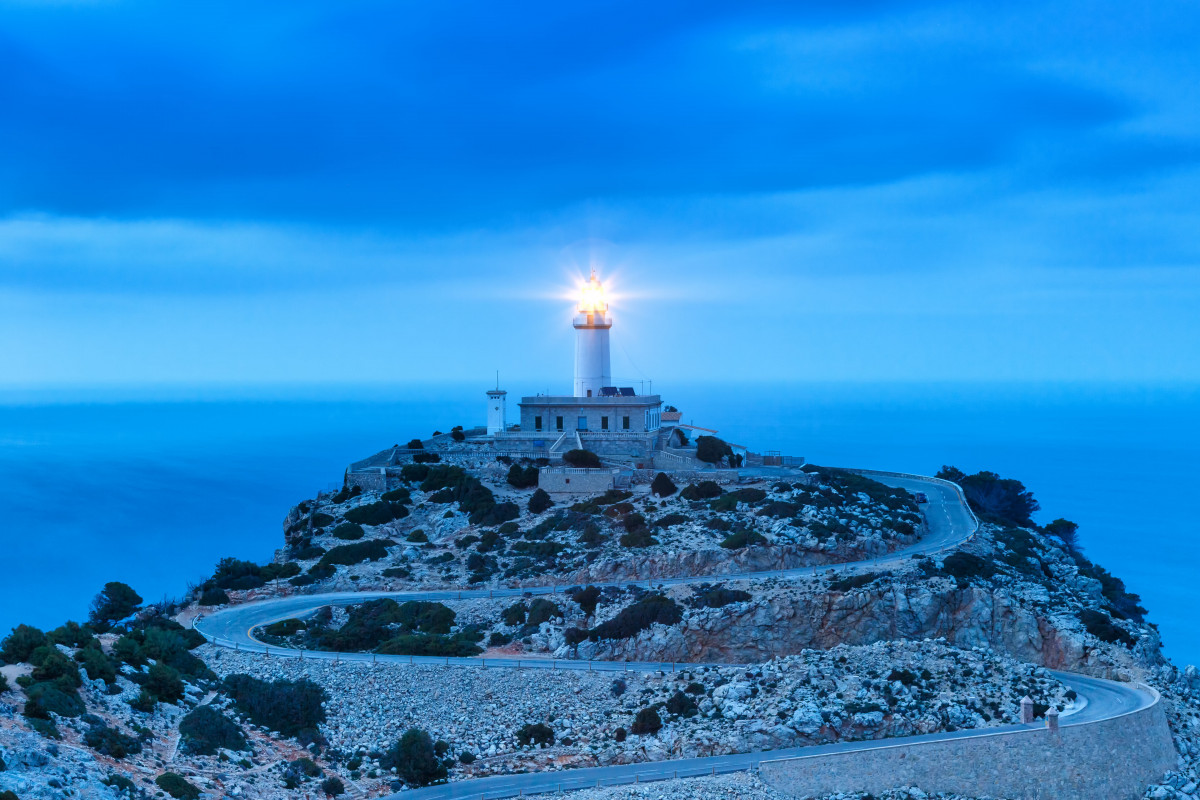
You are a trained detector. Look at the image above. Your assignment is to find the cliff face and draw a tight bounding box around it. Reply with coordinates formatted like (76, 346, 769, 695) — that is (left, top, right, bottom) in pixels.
(572, 581, 1133, 673)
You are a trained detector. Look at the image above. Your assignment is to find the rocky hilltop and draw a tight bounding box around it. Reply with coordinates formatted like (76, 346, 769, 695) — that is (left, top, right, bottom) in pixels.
(0, 440, 1196, 800)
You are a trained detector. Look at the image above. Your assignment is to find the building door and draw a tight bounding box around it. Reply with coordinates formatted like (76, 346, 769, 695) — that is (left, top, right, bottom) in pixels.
(577, 416, 588, 430)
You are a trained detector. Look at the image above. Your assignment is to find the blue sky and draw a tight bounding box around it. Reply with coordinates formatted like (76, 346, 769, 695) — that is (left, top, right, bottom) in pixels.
(3, 0, 1199, 389)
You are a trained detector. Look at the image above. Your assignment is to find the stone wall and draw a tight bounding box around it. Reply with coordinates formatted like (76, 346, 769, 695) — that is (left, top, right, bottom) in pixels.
(538, 468, 617, 495)
(759, 687, 1176, 800)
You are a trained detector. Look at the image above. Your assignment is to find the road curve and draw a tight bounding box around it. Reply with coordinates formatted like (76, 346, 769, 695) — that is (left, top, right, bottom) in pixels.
(190, 470, 1155, 799)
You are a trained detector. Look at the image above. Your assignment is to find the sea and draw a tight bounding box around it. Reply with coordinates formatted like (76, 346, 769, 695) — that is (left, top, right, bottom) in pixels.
(1, 381, 1196, 667)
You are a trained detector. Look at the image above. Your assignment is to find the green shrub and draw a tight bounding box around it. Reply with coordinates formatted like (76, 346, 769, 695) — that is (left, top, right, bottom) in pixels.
(451, 429, 466, 442)
(331, 522, 365, 540)
(330, 484, 363, 504)
(516, 722, 554, 747)
(83, 718, 143, 759)
(318, 539, 394, 568)
(209, 558, 266, 591)
(382, 487, 412, 503)
(199, 588, 230, 606)
(758, 501, 800, 518)
(47, 621, 94, 649)
(619, 528, 657, 548)
(103, 774, 136, 794)
(179, 705, 248, 755)
(472, 501, 519, 527)
(263, 619, 306, 637)
(2, 624, 48, 664)
(0, 672, 7, 693)
(76, 646, 117, 683)
(829, 572, 878, 592)
(653, 513, 689, 528)
(407, 438, 424, 449)
(709, 494, 738, 512)
(413, 452, 441, 463)
(507, 464, 540, 489)
(1079, 609, 1135, 647)
(680, 482, 722, 501)
(292, 543, 326, 560)
(321, 776, 345, 796)
(488, 631, 512, 647)
(525, 599, 561, 628)
(502, 602, 527, 626)
(691, 587, 752, 608)
(719, 530, 767, 549)
(936, 466, 1039, 527)
(88, 582, 143, 632)
(631, 707, 662, 735)
(382, 567, 411, 579)
(695, 435, 733, 464)
(459, 751, 476, 764)
(401, 463, 430, 483)
(407, 529, 429, 543)
(155, 772, 200, 800)
(590, 595, 681, 640)
(666, 690, 698, 717)
(223, 674, 327, 744)
(941, 552, 995, 582)
(382, 728, 447, 787)
(282, 757, 323, 788)
(145, 662, 185, 704)
(562, 449, 602, 468)
(568, 585, 603, 616)
(260, 562, 302, 581)
(24, 682, 85, 718)
(733, 488, 767, 503)
(651, 472, 677, 497)
(30, 646, 81, 686)
(375, 634, 482, 657)
(529, 488, 553, 514)
(344, 501, 408, 526)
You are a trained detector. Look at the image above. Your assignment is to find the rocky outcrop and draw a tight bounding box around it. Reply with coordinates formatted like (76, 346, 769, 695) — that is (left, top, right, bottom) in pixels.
(571, 579, 1134, 675)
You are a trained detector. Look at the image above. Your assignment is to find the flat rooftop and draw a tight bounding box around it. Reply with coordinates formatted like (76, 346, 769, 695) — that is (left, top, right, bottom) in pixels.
(518, 394, 662, 406)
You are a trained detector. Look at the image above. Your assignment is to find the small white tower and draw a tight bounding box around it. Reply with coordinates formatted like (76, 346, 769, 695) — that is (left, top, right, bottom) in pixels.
(486, 387, 507, 435)
(573, 269, 612, 398)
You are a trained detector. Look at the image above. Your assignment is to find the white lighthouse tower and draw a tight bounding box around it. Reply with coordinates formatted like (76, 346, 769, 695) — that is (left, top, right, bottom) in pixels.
(573, 269, 612, 397)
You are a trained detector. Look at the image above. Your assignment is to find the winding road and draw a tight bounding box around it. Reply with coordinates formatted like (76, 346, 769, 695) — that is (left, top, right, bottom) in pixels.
(192, 469, 1158, 799)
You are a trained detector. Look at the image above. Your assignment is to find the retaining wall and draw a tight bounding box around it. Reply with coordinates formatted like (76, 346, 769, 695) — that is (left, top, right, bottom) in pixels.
(759, 688, 1176, 800)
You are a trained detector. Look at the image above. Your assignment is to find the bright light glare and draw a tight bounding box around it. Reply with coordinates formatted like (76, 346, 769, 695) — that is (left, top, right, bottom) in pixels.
(577, 269, 608, 313)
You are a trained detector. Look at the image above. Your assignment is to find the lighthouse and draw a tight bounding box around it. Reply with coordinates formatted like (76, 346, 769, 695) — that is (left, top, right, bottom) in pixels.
(573, 269, 612, 398)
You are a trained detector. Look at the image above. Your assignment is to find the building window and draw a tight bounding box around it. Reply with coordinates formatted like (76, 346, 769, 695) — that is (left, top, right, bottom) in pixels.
(622, 416, 630, 430)
(556, 416, 564, 431)
(534, 415, 542, 431)
(578, 416, 588, 430)
(601, 416, 609, 430)
(587, 389, 593, 397)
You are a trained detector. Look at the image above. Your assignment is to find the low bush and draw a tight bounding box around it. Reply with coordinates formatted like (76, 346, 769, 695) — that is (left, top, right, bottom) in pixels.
(145, 662, 185, 704)
(282, 757, 323, 788)
(516, 722, 555, 747)
(1, 624, 48, 664)
(525, 599, 561, 628)
(318, 539, 394, 569)
(260, 562, 301, 581)
(590, 595, 682, 640)
(321, 776, 345, 796)
(413, 452, 441, 463)
(155, 772, 200, 800)
(209, 558, 266, 591)
(344, 501, 408, 527)
(666, 690, 698, 717)
(199, 588, 230, 606)
(375, 634, 483, 657)
(407, 530, 429, 543)
(330, 484, 363, 504)
(733, 488, 767, 503)
(407, 438, 424, 449)
(829, 572, 878, 592)
(680, 481, 722, 501)
(222, 674, 327, 743)
(568, 585, 603, 616)
(562, 449, 602, 468)
(654, 513, 689, 528)
(507, 464, 540, 489)
(76, 646, 118, 684)
(941, 552, 995, 582)
(401, 463, 430, 483)
(1079, 609, 1135, 647)
(331, 522, 365, 540)
(695, 435, 733, 465)
(83, 718, 143, 759)
(47, 621, 93, 649)
(382, 728, 447, 787)
(528, 488, 553, 514)
(719, 530, 767, 549)
(179, 705, 248, 755)
(382, 487, 412, 503)
(691, 586, 752, 608)
(619, 528, 657, 548)
(24, 682, 85, 719)
(631, 707, 662, 735)
(650, 472, 677, 497)
(472, 501, 519, 527)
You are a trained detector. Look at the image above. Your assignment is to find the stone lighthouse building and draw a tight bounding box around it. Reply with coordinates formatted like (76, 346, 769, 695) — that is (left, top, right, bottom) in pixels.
(491, 269, 664, 466)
